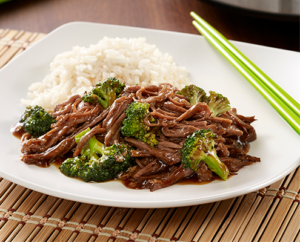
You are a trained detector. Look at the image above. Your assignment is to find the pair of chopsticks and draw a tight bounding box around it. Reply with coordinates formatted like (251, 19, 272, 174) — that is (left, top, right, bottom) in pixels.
(190, 11, 300, 135)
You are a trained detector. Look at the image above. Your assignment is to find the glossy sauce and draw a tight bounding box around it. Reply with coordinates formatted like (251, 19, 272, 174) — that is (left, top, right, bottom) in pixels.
(119, 177, 210, 190)
(120, 173, 234, 190)
(51, 159, 234, 189)
(13, 118, 234, 189)
(178, 173, 234, 186)
(35, 153, 73, 168)
(10, 122, 26, 139)
(50, 153, 73, 168)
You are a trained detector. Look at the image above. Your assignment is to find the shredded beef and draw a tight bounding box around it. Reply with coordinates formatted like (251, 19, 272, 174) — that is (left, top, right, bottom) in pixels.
(73, 125, 106, 157)
(124, 137, 181, 166)
(102, 96, 133, 131)
(17, 82, 259, 191)
(147, 164, 194, 191)
(196, 161, 213, 182)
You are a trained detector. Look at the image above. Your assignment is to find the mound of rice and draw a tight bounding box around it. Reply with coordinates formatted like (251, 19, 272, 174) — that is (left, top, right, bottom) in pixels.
(21, 37, 191, 111)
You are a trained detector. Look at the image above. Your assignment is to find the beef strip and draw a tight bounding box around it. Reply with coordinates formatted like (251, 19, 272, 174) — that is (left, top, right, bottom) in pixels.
(145, 85, 160, 92)
(159, 119, 178, 128)
(51, 103, 73, 118)
(73, 107, 110, 136)
(150, 110, 176, 120)
(21, 126, 68, 154)
(102, 96, 133, 131)
(177, 102, 211, 122)
(219, 157, 253, 172)
(196, 161, 213, 182)
(21, 136, 76, 165)
(182, 120, 226, 136)
(234, 153, 261, 163)
(215, 142, 229, 157)
(157, 139, 183, 153)
(161, 124, 199, 138)
(124, 85, 141, 93)
(52, 104, 103, 130)
(224, 125, 244, 137)
(225, 109, 257, 142)
(133, 159, 167, 179)
(124, 137, 181, 166)
(139, 85, 172, 104)
(167, 94, 191, 109)
(236, 114, 256, 124)
(147, 164, 194, 191)
(156, 108, 179, 117)
(157, 141, 182, 149)
(208, 116, 232, 128)
(131, 150, 152, 158)
(53, 94, 81, 112)
(182, 120, 207, 128)
(135, 158, 145, 168)
(136, 86, 159, 100)
(104, 113, 126, 146)
(162, 101, 187, 114)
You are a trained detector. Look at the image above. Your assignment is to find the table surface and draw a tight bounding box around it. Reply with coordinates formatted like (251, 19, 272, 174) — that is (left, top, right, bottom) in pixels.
(0, 0, 299, 52)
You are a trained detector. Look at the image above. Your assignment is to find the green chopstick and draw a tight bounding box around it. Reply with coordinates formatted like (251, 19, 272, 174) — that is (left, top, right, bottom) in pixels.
(191, 12, 300, 119)
(190, 12, 300, 135)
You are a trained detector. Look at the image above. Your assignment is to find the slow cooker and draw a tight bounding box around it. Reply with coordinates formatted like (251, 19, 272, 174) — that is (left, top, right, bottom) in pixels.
(200, 0, 300, 21)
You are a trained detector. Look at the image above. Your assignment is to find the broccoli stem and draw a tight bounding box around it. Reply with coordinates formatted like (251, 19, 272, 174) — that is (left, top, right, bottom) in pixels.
(203, 153, 229, 180)
(88, 136, 105, 155)
(75, 128, 90, 143)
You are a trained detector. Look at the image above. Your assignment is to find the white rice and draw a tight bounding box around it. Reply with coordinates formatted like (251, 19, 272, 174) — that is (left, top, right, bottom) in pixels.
(21, 37, 191, 111)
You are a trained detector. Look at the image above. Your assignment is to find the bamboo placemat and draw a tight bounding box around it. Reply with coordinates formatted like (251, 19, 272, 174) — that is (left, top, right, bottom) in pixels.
(0, 29, 299, 242)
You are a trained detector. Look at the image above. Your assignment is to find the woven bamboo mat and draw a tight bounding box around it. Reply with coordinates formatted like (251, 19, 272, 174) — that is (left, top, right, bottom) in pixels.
(0, 28, 299, 242)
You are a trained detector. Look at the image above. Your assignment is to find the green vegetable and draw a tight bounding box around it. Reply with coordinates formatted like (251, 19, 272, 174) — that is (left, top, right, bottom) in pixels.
(181, 129, 229, 180)
(81, 77, 125, 109)
(178, 84, 207, 105)
(121, 102, 158, 147)
(59, 156, 86, 178)
(20, 105, 56, 137)
(59, 129, 134, 182)
(178, 84, 231, 116)
(206, 91, 231, 117)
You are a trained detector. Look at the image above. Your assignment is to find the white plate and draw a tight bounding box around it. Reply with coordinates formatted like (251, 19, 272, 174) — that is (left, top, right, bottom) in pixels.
(0, 22, 299, 208)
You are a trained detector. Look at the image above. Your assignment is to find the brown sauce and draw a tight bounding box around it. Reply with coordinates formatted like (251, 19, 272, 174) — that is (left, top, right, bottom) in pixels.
(177, 175, 215, 186)
(35, 153, 73, 168)
(120, 173, 234, 190)
(177, 173, 234, 186)
(35, 160, 50, 168)
(10, 122, 26, 139)
(50, 159, 234, 189)
(118, 176, 209, 190)
(119, 177, 207, 190)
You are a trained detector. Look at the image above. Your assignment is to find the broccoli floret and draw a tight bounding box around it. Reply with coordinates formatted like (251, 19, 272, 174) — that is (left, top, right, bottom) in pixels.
(181, 129, 229, 180)
(121, 102, 158, 147)
(178, 84, 207, 105)
(20, 105, 56, 137)
(59, 156, 87, 177)
(59, 128, 135, 182)
(206, 91, 231, 117)
(81, 77, 125, 109)
(20, 105, 35, 123)
(178, 85, 231, 116)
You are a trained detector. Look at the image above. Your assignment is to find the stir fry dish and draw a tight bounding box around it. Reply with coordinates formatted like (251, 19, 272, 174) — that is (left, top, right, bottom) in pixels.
(12, 78, 260, 191)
